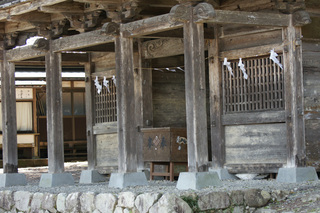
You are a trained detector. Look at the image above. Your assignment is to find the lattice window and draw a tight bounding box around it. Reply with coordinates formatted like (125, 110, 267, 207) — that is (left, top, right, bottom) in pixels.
(223, 55, 284, 113)
(94, 78, 117, 123)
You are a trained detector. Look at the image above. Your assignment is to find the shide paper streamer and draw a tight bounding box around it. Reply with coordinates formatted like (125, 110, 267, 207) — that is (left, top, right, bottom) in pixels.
(94, 76, 102, 94)
(270, 49, 283, 70)
(223, 58, 234, 77)
(238, 58, 248, 80)
(103, 76, 110, 93)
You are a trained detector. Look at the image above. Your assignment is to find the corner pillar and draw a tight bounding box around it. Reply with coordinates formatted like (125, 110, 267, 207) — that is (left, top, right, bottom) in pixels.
(0, 47, 27, 186)
(171, 3, 222, 189)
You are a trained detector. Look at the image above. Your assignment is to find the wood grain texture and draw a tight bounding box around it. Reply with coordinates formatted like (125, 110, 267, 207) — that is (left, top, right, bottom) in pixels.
(1, 53, 18, 173)
(96, 133, 118, 169)
(225, 123, 287, 165)
(183, 11, 208, 172)
(45, 42, 65, 173)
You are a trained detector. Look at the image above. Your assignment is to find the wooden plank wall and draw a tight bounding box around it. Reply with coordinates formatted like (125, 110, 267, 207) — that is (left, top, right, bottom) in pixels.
(302, 40, 320, 169)
(152, 69, 186, 128)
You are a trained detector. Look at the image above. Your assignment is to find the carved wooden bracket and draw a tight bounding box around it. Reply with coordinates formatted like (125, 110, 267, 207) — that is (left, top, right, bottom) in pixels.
(64, 13, 85, 31)
(170, 2, 215, 22)
(193, 2, 215, 20)
(85, 10, 105, 29)
(276, 0, 306, 14)
(32, 38, 49, 50)
(170, 4, 191, 22)
(51, 19, 69, 38)
(292, 10, 311, 26)
(100, 22, 120, 36)
(5, 32, 18, 49)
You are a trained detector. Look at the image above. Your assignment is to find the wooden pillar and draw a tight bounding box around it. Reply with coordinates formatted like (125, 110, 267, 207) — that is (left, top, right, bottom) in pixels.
(134, 39, 153, 170)
(283, 16, 306, 168)
(182, 5, 208, 172)
(1, 50, 18, 173)
(209, 26, 225, 169)
(115, 27, 137, 173)
(85, 60, 96, 170)
(45, 41, 64, 174)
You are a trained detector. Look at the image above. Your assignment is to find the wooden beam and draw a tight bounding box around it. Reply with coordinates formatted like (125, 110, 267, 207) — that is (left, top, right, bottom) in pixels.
(6, 45, 47, 62)
(283, 19, 306, 167)
(1, 50, 18, 173)
(220, 43, 283, 60)
(183, 7, 209, 172)
(142, 38, 184, 59)
(196, 9, 290, 27)
(85, 60, 96, 170)
(39, 2, 85, 13)
(222, 111, 286, 126)
(208, 26, 224, 169)
(115, 28, 138, 173)
(121, 14, 183, 37)
(45, 41, 65, 173)
(52, 29, 114, 52)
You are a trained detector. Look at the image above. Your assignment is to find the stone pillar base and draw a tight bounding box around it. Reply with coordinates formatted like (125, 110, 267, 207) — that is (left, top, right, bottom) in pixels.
(39, 173, 75, 187)
(108, 172, 148, 189)
(276, 167, 318, 183)
(79, 170, 106, 184)
(209, 168, 238, 180)
(176, 172, 222, 190)
(0, 173, 27, 187)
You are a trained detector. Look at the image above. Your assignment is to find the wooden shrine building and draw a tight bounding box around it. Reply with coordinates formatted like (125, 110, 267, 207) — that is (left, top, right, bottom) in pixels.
(0, 0, 319, 187)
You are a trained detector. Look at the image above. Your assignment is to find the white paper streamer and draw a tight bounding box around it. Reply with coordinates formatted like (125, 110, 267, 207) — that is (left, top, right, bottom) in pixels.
(94, 76, 102, 94)
(112, 75, 116, 87)
(177, 67, 185, 72)
(238, 58, 248, 80)
(270, 49, 283, 70)
(223, 58, 234, 76)
(103, 76, 110, 93)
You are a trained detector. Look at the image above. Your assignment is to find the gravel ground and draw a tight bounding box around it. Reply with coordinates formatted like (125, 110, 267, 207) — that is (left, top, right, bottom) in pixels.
(1, 162, 320, 212)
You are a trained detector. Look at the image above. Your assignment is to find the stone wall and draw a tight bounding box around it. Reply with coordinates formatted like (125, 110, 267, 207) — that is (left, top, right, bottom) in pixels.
(0, 189, 288, 212)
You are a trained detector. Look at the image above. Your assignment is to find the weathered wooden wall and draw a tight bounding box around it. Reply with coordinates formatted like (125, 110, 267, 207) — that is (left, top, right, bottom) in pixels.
(152, 68, 186, 128)
(302, 16, 320, 169)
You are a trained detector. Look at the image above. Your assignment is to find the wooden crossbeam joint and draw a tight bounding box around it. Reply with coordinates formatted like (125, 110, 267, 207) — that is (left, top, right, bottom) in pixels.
(32, 38, 49, 50)
(101, 22, 120, 36)
(170, 2, 215, 22)
(292, 10, 311, 26)
(5, 32, 18, 49)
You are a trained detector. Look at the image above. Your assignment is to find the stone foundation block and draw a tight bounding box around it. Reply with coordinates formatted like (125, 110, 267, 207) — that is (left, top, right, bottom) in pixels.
(95, 193, 117, 213)
(149, 193, 192, 213)
(80, 192, 95, 213)
(14, 191, 31, 212)
(79, 170, 106, 184)
(135, 193, 161, 213)
(0, 173, 27, 187)
(108, 172, 148, 189)
(276, 167, 318, 183)
(176, 172, 222, 190)
(39, 173, 74, 187)
(244, 189, 271, 207)
(198, 191, 230, 211)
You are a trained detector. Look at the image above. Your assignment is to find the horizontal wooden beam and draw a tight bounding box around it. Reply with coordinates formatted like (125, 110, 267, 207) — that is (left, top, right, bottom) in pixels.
(220, 43, 283, 60)
(6, 46, 47, 62)
(222, 111, 286, 126)
(121, 14, 183, 37)
(52, 29, 114, 52)
(196, 10, 290, 27)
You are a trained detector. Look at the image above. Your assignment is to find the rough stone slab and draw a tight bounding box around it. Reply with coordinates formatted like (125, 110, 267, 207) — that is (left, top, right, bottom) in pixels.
(80, 192, 95, 213)
(14, 191, 32, 212)
(65, 192, 80, 212)
(135, 192, 161, 213)
(209, 168, 238, 180)
(95, 193, 117, 213)
(31, 192, 44, 212)
(108, 172, 148, 189)
(0, 190, 13, 211)
(79, 170, 106, 184)
(42, 193, 57, 212)
(0, 173, 27, 187)
(56, 193, 67, 212)
(231, 190, 244, 206)
(118, 192, 136, 209)
(198, 191, 230, 211)
(149, 193, 192, 213)
(176, 172, 222, 190)
(276, 167, 318, 183)
(39, 173, 74, 187)
(114, 206, 124, 213)
(244, 189, 271, 207)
